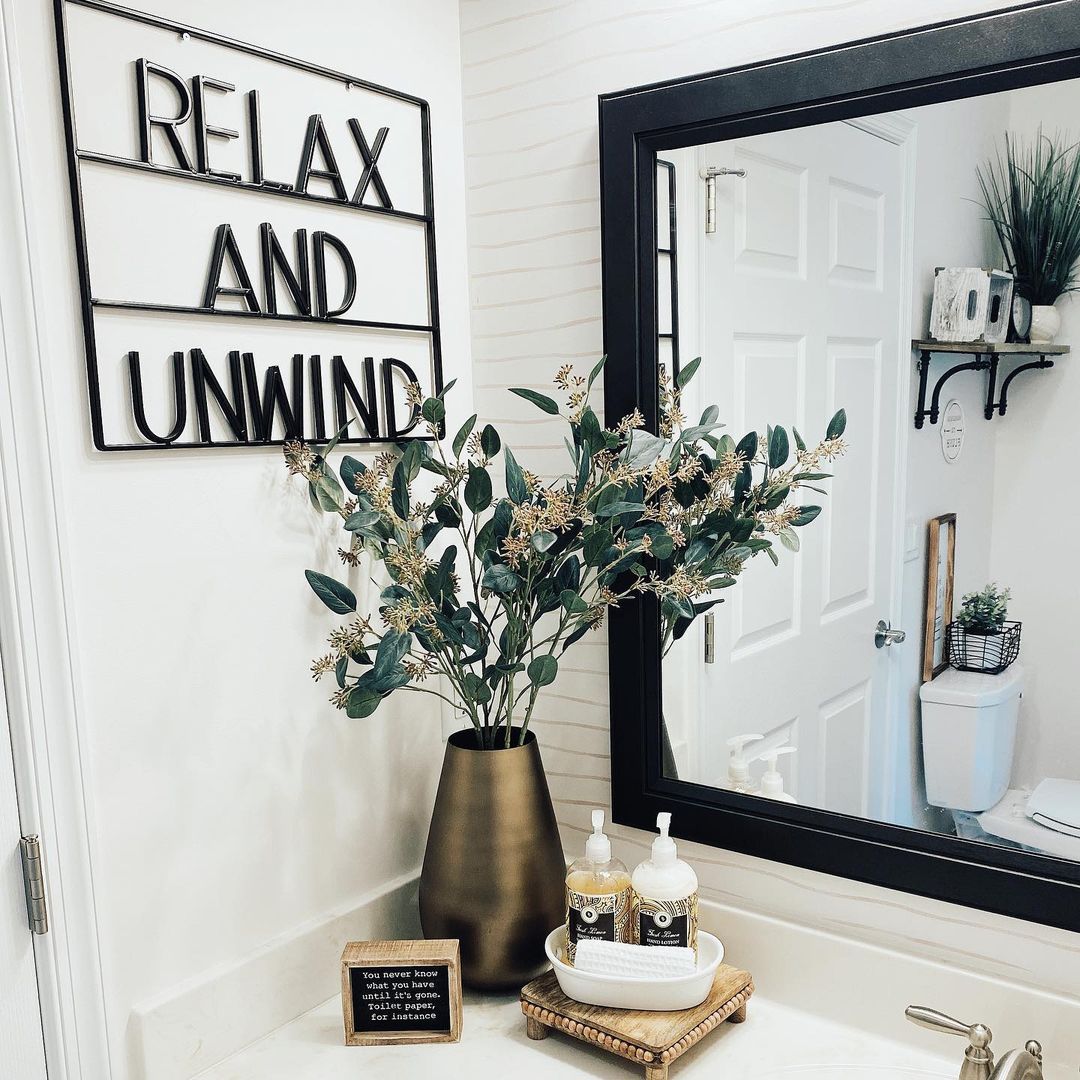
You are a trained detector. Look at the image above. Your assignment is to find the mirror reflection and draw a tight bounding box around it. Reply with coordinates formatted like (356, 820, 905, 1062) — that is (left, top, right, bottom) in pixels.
(659, 80, 1080, 863)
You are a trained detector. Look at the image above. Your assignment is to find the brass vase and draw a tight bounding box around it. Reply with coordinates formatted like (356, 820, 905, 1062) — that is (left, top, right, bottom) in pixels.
(419, 728, 566, 989)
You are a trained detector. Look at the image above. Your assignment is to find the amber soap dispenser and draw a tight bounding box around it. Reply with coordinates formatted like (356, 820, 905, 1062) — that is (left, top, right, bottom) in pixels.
(564, 809, 632, 964)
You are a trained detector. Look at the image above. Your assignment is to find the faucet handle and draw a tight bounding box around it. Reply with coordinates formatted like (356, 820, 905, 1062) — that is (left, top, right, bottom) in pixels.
(1024, 1040, 1043, 1065)
(905, 1007, 993, 1080)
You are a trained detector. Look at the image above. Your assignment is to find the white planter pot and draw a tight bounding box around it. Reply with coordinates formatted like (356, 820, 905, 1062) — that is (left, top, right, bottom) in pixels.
(1029, 303, 1061, 344)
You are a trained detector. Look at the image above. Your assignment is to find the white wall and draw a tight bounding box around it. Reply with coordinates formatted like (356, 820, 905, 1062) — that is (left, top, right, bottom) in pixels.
(893, 93, 1008, 830)
(459, 0, 1080, 1001)
(990, 82, 1080, 792)
(5, 1, 472, 1077)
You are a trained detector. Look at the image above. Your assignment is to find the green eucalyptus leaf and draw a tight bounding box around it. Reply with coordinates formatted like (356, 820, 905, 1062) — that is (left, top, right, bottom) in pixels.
(339, 455, 366, 494)
(531, 530, 557, 553)
(768, 425, 790, 468)
(649, 531, 675, 560)
(623, 429, 667, 470)
(780, 528, 800, 552)
(560, 590, 588, 614)
(583, 527, 614, 566)
(480, 424, 501, 458)
(435, 501, 461, 527)
(465, 464, 493, 513)
(373, 630, 411, 679)
(595, 500, 646, 519)
(482, 563, 522, 595)
(304, 570, 356, 614)
(509, 387, 560, 414)
(421, 397, 445, 425)
(792, 426, 806, 452)
(826, 409, 847, 439)
(792, 505, 822, 527)
(561, 624, 590, 652)
(735, 431, 758, 461)
(335, 656, 348, 688)
(346, 686, 382, 718)
(579, 407, 603, 452)
(587, 355, 607, 389)
(528, 655, 558, 687)
(345, 509, 382, 532)
(676, 356, 701, 389)
(765, 545, 779, 566)
(453, 414, 477, 458)
(436, 378, 457, 400)
(505, 447, 528, 504)
(392, 462, 410, 519)
(400, 440, 424, 482)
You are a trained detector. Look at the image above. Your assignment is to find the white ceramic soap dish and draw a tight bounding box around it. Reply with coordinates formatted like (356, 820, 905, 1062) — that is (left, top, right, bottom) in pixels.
(544, 927, 725, 1011)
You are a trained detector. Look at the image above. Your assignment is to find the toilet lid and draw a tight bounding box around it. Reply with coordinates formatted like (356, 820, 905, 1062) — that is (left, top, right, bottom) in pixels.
(1027, 779, 1080, 837)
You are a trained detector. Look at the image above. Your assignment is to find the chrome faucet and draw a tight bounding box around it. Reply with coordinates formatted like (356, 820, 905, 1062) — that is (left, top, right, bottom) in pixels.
(987, 1044, 1044, 1080)
(905, 1006, 1043, 1080)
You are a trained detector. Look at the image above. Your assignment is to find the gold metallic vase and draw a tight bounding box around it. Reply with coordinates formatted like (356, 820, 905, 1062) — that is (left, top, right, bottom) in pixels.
(419, 728, 566, 989)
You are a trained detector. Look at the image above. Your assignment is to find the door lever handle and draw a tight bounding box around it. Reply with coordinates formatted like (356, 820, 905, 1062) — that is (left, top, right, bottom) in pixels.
(875, 619, 907, 648)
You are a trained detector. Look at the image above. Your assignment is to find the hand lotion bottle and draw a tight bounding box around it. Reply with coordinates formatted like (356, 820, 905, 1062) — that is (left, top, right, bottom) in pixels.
(564, 809, 632, 964)
(631, 812, 699, 957)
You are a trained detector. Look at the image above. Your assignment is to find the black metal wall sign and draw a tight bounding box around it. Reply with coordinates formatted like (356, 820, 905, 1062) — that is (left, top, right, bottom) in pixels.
(53, 0, 443, 451)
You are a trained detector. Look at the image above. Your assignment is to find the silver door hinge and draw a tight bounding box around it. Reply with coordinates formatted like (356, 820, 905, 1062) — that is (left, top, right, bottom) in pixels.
(20, 835, 49, 935)
(704, 613, 716, 664)
(699, 165, 747, 234)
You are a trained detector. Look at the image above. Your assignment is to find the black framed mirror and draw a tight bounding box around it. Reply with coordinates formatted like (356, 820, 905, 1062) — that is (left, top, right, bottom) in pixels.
(600, 0, 1080, 933)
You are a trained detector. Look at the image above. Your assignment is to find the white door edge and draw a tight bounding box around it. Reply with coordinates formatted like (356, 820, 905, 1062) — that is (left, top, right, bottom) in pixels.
(846, 111, 919, 821)
(0, 1, 111, 1076)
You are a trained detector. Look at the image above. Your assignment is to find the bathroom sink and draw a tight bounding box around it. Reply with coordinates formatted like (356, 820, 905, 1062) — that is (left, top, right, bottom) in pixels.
(758, 1068, 950, 1080)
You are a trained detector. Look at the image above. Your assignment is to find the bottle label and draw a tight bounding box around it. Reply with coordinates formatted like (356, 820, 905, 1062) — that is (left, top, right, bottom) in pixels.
(565, 885, 631, 964)
(633, 893, 698, 952)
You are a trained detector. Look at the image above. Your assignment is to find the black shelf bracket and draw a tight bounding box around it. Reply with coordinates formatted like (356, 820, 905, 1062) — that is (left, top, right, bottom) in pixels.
(990, 355, 1054, 417)
(914, 346, 1059, 428)
(914, 350, 990, 428)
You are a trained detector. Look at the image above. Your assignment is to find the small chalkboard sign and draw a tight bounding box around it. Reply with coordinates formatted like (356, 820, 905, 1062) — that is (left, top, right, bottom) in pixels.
(341, 939, 462, 1046)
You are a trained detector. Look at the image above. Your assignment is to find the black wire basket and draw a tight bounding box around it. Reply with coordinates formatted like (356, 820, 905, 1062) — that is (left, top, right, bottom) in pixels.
(946, 620, 1021, 674)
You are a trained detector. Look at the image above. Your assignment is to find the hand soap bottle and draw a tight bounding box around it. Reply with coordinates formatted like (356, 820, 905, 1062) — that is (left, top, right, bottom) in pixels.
(631, 812, 699, 956)
(564, 809, 632, 964)
(756, 744, 797, 803)
(723, 733, 764, 794)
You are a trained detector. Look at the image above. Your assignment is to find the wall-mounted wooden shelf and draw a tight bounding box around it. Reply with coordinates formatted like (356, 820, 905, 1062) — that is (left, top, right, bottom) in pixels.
(912, 339, 1069, 429)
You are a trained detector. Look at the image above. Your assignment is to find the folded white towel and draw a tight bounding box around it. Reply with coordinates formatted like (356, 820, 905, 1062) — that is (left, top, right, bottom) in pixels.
(574, 939, 696, 979)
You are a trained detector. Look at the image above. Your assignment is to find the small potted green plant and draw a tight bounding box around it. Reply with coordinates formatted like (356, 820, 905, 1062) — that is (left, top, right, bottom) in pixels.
(948, 583, 1021, 673)
(977, 128, 1080, 343)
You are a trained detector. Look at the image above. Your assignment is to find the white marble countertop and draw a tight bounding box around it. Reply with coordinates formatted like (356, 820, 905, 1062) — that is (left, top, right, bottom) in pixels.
(198, 987, 958, 1080)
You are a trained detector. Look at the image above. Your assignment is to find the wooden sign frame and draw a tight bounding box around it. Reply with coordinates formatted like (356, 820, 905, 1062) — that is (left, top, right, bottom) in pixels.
(922, 513, 956, 684)
(341, 939, 462, 1046)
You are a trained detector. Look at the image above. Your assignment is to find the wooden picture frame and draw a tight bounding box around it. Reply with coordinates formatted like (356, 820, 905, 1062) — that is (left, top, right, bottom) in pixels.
(341, 939, 462, 1046)
(922, 513, 956, 683)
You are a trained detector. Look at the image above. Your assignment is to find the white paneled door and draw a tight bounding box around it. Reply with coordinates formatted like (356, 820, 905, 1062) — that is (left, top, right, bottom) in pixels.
(696, 119, 911, 817)
(0, 656, 47, 1079)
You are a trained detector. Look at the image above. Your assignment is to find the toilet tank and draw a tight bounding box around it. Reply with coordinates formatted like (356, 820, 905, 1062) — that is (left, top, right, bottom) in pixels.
(919, 665, 1024, 812)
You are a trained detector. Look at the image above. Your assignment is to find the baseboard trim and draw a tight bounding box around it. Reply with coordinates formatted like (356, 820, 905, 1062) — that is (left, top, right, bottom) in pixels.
(129, 870, 421, 1080)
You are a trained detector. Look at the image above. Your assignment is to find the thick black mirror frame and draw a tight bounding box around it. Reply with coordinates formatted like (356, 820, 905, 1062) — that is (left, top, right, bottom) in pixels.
(600, 0, 1080, 934)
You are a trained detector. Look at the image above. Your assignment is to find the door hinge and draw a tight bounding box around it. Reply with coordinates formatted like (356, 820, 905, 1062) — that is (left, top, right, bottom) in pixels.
(699, 165, 747, 234)
(704, 612, 716, 664)
(19, 835, 49, 935)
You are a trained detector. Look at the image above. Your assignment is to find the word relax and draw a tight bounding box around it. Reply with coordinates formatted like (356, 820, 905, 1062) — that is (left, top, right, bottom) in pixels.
(126, 350, 424, 445)
(136, 58, 395, 207)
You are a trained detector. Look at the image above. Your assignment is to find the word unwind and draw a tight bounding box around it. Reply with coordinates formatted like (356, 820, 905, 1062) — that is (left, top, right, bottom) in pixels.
(127, 351, 423, 445)
(136, 59, 392, 206)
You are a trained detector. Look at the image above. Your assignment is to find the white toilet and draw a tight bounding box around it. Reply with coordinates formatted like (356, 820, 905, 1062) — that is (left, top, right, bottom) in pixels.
(919, 664, 1080, 859)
